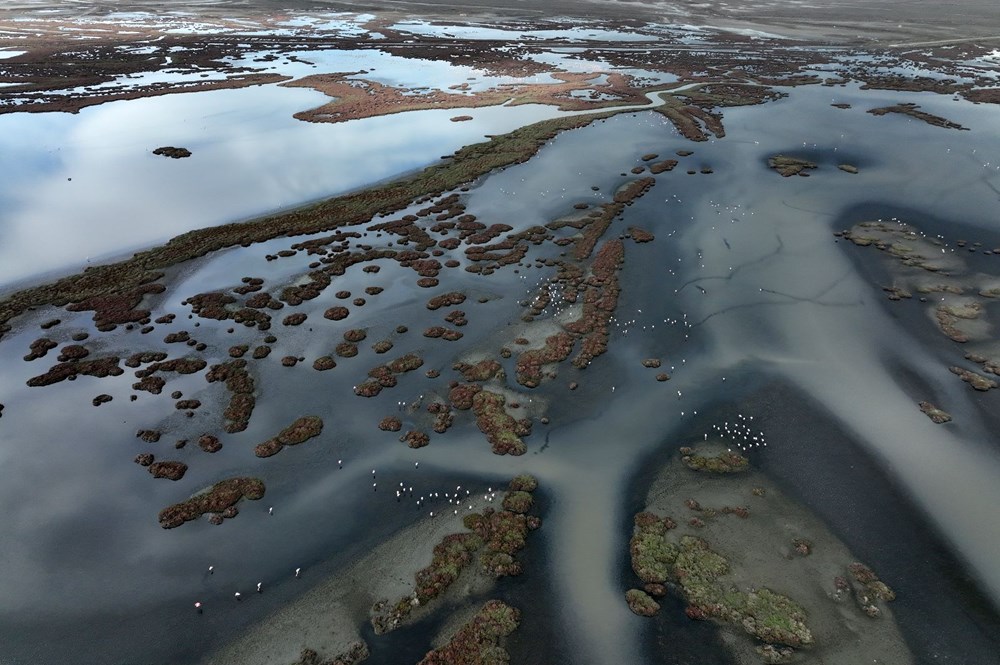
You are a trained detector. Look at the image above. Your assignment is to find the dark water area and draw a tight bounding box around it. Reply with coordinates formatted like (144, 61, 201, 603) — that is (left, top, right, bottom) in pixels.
(645, 594, 734, 665)
(741, 381, 1000, 664)
(0, 464, 530, 664)
(500, 493, 577, 665)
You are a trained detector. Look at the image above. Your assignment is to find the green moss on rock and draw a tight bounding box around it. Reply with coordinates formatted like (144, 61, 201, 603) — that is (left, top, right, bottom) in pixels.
(680, 447, 749, 473)
(418, 600, 520, 665)
(509, 474, 538, 492)
(626, 588, 661, 617)
(472, 390, 528, 455)
(629, 512, 813, 648)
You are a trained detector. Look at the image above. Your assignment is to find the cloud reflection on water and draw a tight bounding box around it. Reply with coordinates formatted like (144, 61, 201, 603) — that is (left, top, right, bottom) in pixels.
(0, 83, 566, 290)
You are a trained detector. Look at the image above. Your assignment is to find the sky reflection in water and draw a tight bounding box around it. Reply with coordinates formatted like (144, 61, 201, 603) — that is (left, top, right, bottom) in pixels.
(0, 83, 566, 290)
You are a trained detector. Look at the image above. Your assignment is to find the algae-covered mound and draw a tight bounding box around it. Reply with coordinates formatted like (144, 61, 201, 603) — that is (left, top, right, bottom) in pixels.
(472, 390, 530, 455)
(629, 516, 813, 648)
(254, 415, 324, 458)
(680, 446, 749, 473)
(289, 642, 368, 665)
(629, 511, 679, 584)
(509, 474, 538, 492)
(626, 588, 660, 617)
(158, 477, 265, 528)
(767, 155, 816, 177)
(372, 475, 541, 635)
(631, 444, 907, 662)
(418, 600, 520, 665)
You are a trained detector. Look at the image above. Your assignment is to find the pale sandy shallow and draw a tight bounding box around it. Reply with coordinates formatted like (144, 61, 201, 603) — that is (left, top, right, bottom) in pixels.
(642, 441, 913, 665)
(202, 494, 498, 665)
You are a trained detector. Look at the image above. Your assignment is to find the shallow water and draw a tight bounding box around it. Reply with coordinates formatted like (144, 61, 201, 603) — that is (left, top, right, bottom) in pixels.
(0, 83, 572, 290)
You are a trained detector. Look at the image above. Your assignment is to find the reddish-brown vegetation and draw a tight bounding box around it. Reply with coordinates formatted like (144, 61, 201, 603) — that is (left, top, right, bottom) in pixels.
(158, 477, 265, 529)
(253, 415, 324, 458)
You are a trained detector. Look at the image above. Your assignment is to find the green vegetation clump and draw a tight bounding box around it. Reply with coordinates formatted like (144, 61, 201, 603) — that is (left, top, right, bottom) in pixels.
(767, 154, 817, 177)
(628, 512, 813, 648)
(625, 589, 661, 617)
(418, 600, 520, 665)
(416, 533, 484, 603)
(509, 474, 538, 492)
(472, 390, 528, 455)
(501, 490, 533, 514)
(372, 532, 482, 634)
(629, 514, 679, 584)
(374, 477, 540, 634)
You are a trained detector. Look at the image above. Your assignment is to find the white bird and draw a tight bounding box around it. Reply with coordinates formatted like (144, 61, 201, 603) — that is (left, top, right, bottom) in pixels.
(208, 566, 214, 574)
(234, 592, 241, 601)
(194, 601, 202, 613)
(295, 568, 301, 578)
(257, 582, 262, 593)
(268, 507, 273, 515)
